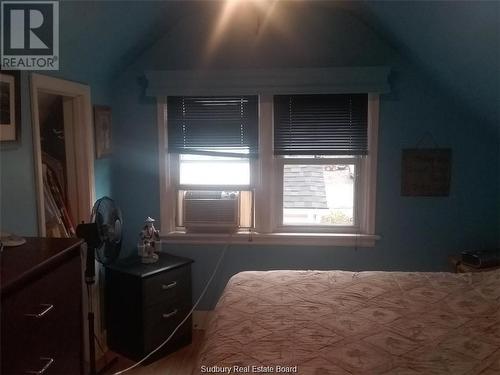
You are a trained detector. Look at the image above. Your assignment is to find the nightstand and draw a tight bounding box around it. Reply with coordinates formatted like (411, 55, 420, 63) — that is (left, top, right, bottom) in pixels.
(449, 256, 500, 273)
(105, 253, 193, 363)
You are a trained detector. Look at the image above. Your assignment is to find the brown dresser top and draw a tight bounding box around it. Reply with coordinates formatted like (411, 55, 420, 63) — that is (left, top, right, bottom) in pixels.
(1, 237, 83, 298)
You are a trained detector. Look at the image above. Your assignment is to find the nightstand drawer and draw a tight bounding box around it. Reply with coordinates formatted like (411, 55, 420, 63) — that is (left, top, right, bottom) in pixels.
(143, 296, 190, 326)
(143, 265, 191, 307)
(143, 304, 191, 354)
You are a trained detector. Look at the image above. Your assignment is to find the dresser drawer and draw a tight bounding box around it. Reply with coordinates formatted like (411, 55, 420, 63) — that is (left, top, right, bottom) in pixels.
(142, 265, 191, 307)
(2, 295, 53, 375)
(1, 255, 82, 375)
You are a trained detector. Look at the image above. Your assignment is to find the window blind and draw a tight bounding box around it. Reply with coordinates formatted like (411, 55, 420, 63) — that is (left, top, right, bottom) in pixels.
(167, 96, 258, 157)
(274, 94, 368, 155)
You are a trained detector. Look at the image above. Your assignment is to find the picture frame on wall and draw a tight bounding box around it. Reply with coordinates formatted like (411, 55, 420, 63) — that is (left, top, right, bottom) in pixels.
(401, 148, 452, 196)
(94, 105, 112, 158)
(0, 71, 21, 142)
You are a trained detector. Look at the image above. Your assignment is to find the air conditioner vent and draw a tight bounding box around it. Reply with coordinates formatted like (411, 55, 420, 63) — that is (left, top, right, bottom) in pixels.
(183, 191, 239, 233)
(185, 190, 222, 199)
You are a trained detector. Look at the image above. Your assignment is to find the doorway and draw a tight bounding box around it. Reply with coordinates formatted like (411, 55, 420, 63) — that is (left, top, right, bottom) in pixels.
(31, 74, 95, 236)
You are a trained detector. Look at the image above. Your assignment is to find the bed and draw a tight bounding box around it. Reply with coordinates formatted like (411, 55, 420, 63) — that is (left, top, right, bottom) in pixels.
(193, 270, 500, 374)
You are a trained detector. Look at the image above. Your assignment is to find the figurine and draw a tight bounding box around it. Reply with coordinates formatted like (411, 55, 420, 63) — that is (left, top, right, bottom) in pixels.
(138, 217, 160, 263)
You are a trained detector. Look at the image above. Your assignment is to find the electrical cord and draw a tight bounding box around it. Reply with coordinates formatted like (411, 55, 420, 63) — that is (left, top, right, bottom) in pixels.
(112, 236, 232, 374)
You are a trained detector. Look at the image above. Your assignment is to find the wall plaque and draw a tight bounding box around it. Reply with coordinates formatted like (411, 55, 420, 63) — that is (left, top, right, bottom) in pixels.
(401, 148, 451, 196)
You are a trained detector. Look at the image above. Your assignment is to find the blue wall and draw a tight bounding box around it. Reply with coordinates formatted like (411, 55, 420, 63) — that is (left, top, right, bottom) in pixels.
(0, 73, 39, 235)
(497, 130, 500, 248)
(110, 8, 500, 309)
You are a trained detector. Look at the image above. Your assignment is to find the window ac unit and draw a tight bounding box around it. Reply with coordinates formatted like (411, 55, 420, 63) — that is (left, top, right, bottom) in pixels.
(183, 191, 239, 233)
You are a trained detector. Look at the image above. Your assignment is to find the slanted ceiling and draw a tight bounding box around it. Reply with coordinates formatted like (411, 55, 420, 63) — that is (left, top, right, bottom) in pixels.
(59, 1, 499, 129)
(358, 0, 500, 130)
(58, 1, 213, 81)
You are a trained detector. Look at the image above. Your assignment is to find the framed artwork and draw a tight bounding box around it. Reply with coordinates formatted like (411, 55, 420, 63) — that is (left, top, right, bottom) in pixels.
(0, 71, 21, 142)
(401, 148, 452, 196)
(94, 105, 112, 158)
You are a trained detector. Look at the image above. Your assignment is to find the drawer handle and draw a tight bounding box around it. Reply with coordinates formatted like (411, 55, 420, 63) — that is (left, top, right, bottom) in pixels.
(161, 281, 177, 290)
(24, 304, 54, 318)
(25, 356, 54, 374)
(162, 309, 178, 319)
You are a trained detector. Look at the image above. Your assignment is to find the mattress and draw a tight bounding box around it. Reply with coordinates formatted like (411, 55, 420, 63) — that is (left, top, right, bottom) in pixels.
(193, 270, 500, 374)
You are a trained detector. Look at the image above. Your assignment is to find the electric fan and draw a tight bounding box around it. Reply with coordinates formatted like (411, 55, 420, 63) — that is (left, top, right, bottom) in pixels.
(76, 197, 123, 375)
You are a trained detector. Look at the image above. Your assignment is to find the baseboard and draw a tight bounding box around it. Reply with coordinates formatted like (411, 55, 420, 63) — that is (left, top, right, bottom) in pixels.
(192, 310, 213, 330)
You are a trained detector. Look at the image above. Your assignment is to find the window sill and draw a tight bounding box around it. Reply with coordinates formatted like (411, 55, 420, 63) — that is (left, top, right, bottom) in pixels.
(161, 231, 380, 247)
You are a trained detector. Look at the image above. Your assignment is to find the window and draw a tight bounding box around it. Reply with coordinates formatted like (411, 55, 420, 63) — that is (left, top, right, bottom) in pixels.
(165, 96, 259, 230)
(273, 94, 370, 233)
(281, 159, 357, 227)
(159, 93, 379, 245)
(179, 153, 250, 186)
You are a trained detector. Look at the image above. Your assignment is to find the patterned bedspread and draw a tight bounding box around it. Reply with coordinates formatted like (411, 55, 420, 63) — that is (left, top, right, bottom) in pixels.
(193, 270, 500, 374)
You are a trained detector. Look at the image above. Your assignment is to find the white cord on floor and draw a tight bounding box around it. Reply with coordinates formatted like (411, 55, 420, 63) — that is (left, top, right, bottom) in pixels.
(113, 237, 231, 374)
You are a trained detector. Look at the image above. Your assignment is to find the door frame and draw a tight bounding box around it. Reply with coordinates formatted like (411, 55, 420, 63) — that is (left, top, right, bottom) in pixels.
(31, 73, 95, 235)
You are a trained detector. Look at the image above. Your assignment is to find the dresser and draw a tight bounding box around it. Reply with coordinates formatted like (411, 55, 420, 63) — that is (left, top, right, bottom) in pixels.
(105, 253, 193, 363)
(1, 237, 83, 375)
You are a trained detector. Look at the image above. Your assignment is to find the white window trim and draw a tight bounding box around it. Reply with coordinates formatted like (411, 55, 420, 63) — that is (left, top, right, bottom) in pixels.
(158, 94, 380, 247)
(161, 231, 379, 247)
(158, 96, 175, 234)
(364, 93, 380, 235)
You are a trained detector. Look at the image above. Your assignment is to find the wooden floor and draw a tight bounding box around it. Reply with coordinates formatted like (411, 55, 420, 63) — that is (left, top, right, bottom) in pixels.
(101, 329, 204, 375)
